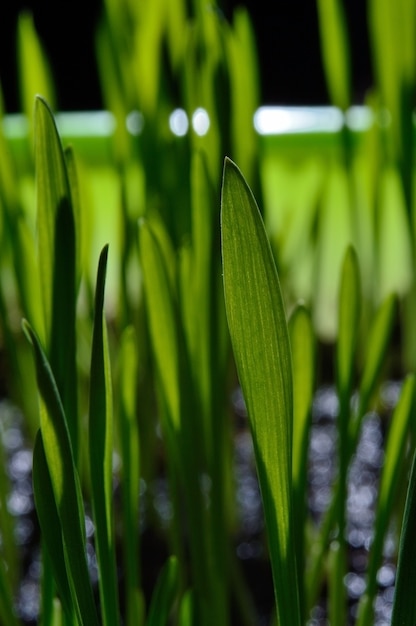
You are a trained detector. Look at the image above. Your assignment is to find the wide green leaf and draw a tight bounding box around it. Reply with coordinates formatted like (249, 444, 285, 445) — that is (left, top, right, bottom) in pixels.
(221, 157, 301, 625)
(88, 245, 120, 626)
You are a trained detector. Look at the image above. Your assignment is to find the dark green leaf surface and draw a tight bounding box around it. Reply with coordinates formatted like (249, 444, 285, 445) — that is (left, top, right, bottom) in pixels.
(146, 556, 179, 626)
(221, 157, 300, 625)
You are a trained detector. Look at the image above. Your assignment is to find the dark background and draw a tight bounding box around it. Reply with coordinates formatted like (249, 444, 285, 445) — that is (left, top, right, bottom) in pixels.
(0, 0, 372, 113)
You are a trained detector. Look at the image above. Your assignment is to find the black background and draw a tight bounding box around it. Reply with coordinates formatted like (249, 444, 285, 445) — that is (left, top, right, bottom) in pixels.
(0, 0, 372, 113)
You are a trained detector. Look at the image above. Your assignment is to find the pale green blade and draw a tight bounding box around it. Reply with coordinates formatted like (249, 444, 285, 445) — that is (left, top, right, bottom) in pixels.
(88, 245, 120, 626)
(221, 157, 301, 626)
(17, 12, 56, 121)
(316, 0, 351, 110)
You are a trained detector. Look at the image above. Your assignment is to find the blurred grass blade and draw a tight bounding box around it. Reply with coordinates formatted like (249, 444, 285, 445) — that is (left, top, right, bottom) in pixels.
(89, 245, 120, 626)
(337, 246, 361, 401)
(357, 374, 415, 626)
(316, 0, 351, 110)
(221, 157, 301, 626)
(139, 219, 180, 431)
(351, 293, 398, 441)
(146, 556, 180, 626)
(392, 439, 416, 625)
(289, 304, 315, 617)
(17, 12, 56, 121)
(22, 320, 99, 626)
(35, 96, 79, 461)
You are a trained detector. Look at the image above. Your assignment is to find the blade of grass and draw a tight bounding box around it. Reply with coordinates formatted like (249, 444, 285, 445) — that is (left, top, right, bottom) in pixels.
(221, 157, 301, 626)
(88, 244, 120, 626)
(146, 556, 180, 626)
(289, 304, 315, 619)
(356, 374, 415, 625)
(316, 0, 351, 110)
(17, 12, 56, 122)
(118, 325, 141, 626)
(35, 96, 79, 462)
(32, 431, 75, 622)
(331, 246, 361, 626)
(22, 320, 99, 626)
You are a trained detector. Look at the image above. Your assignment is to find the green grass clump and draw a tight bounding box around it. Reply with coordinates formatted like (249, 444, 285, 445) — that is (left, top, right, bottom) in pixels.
(1, 1, 416, 624)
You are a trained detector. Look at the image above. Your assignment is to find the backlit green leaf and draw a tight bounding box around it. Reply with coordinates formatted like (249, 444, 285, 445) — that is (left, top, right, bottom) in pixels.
(221, 157, 300, 626)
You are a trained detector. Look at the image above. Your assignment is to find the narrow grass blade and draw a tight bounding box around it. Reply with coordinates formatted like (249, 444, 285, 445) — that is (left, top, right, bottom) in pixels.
(146, 556, 180, 626)
(22, 320, 99, 626)
(337, 246, 361, 402)
(118, 326, 141, 626)
(357, 374, 415, 625)
(221, 157, 301, 626)
(289, 304, 315, 618)
(316, 0, 351, 110)
(351, 293, 398, 442)
(89, 245, 120, 626)
(17, 12, 56, 120)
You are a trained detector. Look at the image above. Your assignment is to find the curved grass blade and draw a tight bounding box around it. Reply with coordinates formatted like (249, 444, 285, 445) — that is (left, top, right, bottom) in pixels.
(221, 157, 301, 626)
(146, 556, 180, 626)
(89, 245, 120, 626)
(32, 431, 74, 622)
(22, 320, 99, 626)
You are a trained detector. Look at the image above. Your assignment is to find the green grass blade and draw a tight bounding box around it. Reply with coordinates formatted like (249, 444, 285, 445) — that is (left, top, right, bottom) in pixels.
(391, 440, 416, 625)
(118, 325, 141, 626)
(17, 12, 56, 120)
(337, 246, 361, 402)
(35, 96, 79, 461)
(357, 374, 415, 626)
(139, 220, 180, 431)
(22, 320, 99, 626)
(146, 556, 180, 626)
(289, 304, 315, 618)
(88, 244, 120, 626)
(351, 293, 398, 442)
(316, 0, 351, 110)
(221, 157, 301, 626)
(32, 431, 74, 621)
